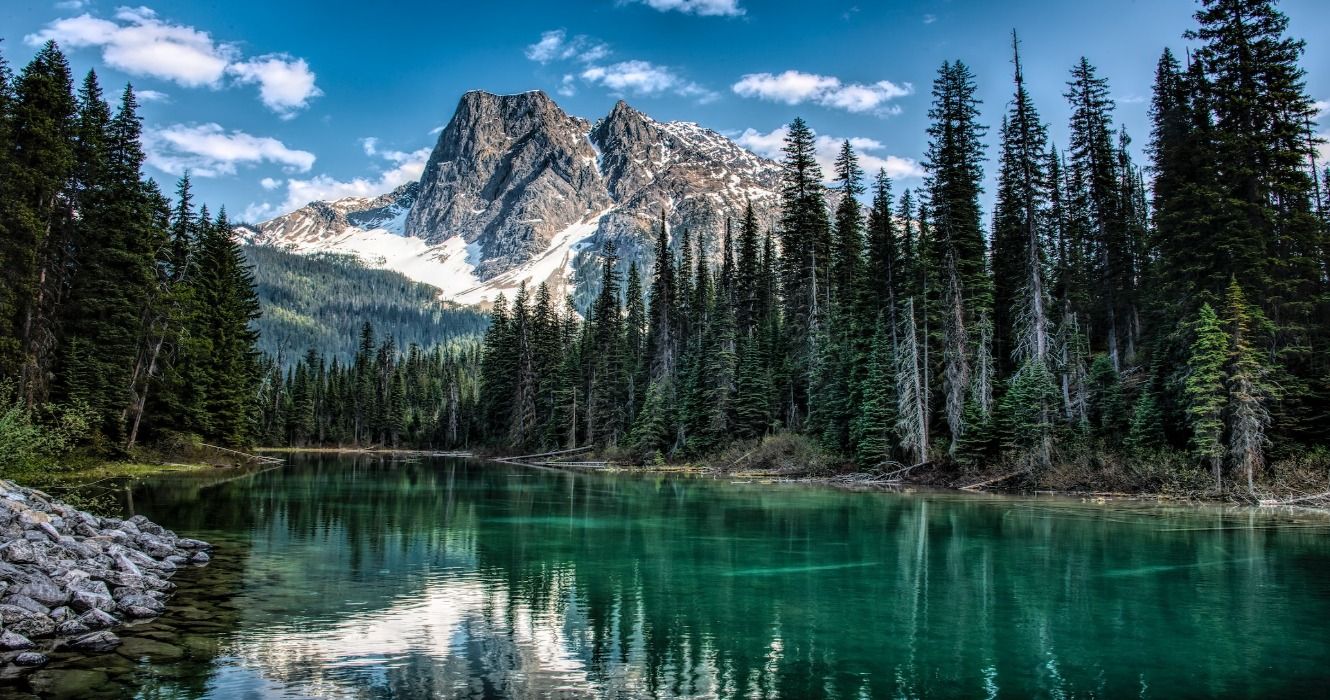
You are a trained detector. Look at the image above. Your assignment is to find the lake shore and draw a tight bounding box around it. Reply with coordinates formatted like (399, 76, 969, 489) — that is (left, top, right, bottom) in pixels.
(241, 443, 1330, 511)
(0, 481, 212, 672)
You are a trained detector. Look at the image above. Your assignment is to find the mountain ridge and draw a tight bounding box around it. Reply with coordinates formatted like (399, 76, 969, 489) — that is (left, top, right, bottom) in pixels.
(240, 90, 782, 308)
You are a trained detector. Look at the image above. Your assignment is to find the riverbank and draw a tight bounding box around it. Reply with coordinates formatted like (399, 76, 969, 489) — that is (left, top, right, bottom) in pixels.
(477, 433, 1330, 509)
(0, 480, 212, 671)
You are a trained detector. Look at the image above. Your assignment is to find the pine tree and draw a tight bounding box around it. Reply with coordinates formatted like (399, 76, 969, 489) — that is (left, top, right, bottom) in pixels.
(1187, 0, 1322, 440)
(852, 320, 897, 466)
(1125, 390, 1165, 451)
(1066, 57, 1137, 370)
(993, 32, 1052, 376)
(2, 42, 76, 398)
(925, 60, 990, 313)
(1223, 279, 1271, 495)
(1185, 303, 1228, 487)
(777, 118, 829, 428)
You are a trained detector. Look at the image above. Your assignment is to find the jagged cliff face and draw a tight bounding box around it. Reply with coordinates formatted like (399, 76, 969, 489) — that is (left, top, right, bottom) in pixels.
(243, 90, 782, 308)
(406, 91, 611, 280)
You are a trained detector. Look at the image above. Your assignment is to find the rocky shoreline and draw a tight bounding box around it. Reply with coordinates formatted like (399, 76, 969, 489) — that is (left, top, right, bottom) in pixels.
(0, 480, 210, 669)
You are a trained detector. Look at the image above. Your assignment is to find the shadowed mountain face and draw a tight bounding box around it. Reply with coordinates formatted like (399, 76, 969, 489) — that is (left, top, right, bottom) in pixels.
(242, 90, 781, 309)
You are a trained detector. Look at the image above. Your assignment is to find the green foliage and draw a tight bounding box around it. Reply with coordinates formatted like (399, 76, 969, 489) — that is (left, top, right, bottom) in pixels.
(1185, 304, 1228, 471)
(0, 383, 94, 476)
(1125, 391, 1166, 451)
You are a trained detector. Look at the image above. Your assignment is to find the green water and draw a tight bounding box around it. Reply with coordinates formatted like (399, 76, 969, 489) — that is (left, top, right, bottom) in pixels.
(7, 454, 1330, 698)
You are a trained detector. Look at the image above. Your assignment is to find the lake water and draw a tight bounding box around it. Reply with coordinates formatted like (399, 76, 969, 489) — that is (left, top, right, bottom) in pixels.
(6, 454, 1330, 698)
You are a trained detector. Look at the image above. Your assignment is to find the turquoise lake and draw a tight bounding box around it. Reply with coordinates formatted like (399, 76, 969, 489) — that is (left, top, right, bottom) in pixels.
(6, 453, 1330, 698)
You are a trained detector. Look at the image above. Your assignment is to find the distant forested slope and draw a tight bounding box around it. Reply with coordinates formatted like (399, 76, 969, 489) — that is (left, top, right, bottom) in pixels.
(244, 246, 488, 364)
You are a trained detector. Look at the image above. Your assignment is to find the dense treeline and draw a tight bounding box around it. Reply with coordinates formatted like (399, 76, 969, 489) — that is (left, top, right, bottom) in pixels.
(264, 1, 1329, 497)
(0, 41, 262, 456)
(243, 245, 489, 366)
(255, 322, 481, 448)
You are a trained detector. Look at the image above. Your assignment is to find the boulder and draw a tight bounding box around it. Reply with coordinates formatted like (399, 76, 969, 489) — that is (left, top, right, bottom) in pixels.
(190, 551, 211, 564)
(0, 539, 36, 563)
(77, 608, 117, 630)
(6, 611, 55, 638)
(14, 578, 69, 607)
(0, 630, 35, 650)
(70, 590, 115, 614)
(116, 593, 165, 615)
(13, 651, 48, 666)
(49, 605, 73, 622)
(2, 594, 51, 615)
(67, 630, 120, 652)
(55, 618, 90, 636)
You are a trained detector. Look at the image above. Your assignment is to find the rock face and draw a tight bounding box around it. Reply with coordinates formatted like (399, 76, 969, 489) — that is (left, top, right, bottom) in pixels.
(242, 90, 782, 308)
(407, 90, 612, 280)
(0, 481, 212, 668)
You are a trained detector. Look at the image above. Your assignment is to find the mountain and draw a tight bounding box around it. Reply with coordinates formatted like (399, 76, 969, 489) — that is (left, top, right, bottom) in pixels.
(241, 90, 781, 308)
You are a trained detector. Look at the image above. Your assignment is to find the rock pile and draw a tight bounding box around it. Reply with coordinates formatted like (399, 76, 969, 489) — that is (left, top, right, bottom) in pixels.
(0, 480, 210, 667)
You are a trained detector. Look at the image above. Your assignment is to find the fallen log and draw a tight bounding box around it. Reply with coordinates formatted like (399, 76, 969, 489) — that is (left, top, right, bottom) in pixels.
(1258, 490, 1330, 507)
(503, 446, 594, 462)
(960, 469, 1028, 491)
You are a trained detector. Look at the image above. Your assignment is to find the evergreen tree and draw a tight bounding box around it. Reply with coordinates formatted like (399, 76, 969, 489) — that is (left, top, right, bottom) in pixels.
(852, 320, 897, 465)
(1223, 279, 1271, 495)
(1185, 303, 1228, 487)
(2, 42, 76, 399)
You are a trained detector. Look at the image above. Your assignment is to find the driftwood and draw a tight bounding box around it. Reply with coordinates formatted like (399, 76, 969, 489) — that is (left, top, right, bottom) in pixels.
(960, 469, 1028, 491)
(503, 446, 594, 462)
(1258, 491, 1330, 507)
(880, 461, 930, 480)
(200, 443, 282, 465)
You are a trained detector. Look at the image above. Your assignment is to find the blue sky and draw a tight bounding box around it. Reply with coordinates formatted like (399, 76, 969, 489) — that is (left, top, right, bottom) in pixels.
(4, 0, 1328, 223)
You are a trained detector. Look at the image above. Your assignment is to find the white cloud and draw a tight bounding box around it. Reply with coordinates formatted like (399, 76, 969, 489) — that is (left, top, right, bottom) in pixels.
(55, 0, 90, 10)
(558, 74, 577, 97)
(26, 7, 320, 117)
(244, 143, 431, 223)
(525, 30, 714, 103)
(524, 30, 609, 65)
(135, 88, 169, 102)
(625, 0, 745, 17)
(259, 177, 281, 190)
(735, 125, 925, 182)
(428, 124, 446, 136)
(227, 54, 321, 119)
(923, 13, 937, 24)
(732, 70, 912, 114)
(27, 8, 235, 87)
(1314, 100, 1329, 120)
(143, 123, 316, 178)
(581, 60, 717, 102)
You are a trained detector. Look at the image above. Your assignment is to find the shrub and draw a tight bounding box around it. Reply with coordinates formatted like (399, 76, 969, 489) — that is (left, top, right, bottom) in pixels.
(0, 382, 95, 477)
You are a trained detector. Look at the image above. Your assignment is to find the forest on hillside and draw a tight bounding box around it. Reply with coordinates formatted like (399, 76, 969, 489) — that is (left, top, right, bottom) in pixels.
(267, 1, 1330, 499)
(244, 245, 489, 365)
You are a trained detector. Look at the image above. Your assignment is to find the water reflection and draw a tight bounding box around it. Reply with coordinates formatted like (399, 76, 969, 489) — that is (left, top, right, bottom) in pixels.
(7, 454, 1330, 698)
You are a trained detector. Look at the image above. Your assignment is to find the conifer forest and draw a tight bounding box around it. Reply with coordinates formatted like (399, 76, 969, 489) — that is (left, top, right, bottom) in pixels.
(3, 1, 1330, 500)
(262, 1, 1330, 500)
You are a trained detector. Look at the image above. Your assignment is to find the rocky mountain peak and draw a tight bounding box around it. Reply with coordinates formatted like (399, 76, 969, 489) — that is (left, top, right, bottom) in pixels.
(405, 90, 609, 280)
(247, 90, 784, 308)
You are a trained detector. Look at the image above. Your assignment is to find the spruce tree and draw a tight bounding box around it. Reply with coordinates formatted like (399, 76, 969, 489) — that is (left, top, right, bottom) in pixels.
(2, 42, 76, 398)
(1185, 303, 1228, 487)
